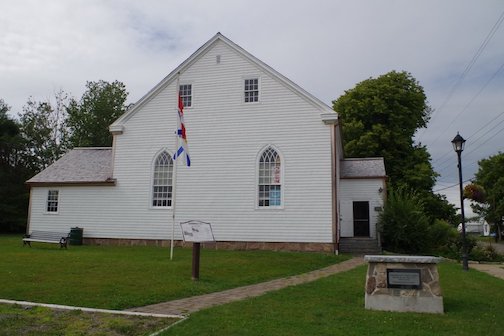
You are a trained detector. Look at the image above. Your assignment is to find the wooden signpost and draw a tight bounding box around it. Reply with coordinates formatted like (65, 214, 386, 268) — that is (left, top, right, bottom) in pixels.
(180, 220, 215, 281)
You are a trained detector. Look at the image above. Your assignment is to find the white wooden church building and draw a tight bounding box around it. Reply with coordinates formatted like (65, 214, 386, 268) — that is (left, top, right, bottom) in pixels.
(27, 33, 386, 254)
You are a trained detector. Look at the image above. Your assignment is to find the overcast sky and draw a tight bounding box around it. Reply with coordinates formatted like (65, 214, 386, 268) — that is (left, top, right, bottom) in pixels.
(1, 0, 503, 215)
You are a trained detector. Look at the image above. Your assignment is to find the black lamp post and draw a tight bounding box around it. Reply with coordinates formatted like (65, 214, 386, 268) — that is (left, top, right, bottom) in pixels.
(452, 132, 469, 271)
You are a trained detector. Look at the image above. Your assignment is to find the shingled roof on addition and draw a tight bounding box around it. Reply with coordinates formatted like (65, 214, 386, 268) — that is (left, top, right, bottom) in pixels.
(26, 148, 115, 186)
(340, 158, 386, 179)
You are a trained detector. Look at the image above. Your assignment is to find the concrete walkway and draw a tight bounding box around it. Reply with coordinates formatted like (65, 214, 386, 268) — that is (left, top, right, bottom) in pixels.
(128, 257, 365, 316)
(471, 241, 504, 280)
(471, 263, 504, 280)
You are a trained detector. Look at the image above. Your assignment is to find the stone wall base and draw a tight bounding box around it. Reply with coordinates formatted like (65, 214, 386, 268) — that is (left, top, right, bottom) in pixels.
(365, 294, 444, 314)
(83, 238, 335, 253)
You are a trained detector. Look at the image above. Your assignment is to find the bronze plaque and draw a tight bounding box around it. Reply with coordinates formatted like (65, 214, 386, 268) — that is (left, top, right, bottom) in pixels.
(387, 269, 421, 289)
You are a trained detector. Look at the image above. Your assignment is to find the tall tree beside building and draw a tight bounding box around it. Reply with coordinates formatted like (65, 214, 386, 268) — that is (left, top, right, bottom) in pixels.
(18, 92, 69, 173)
(333, 71, 456, 223)
(333, 70, 435, 191)
(0, 100, 30, 232)
(66, 80, 128, 147)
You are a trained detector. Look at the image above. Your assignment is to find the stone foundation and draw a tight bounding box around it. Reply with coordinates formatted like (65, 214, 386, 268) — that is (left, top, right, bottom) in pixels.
(83, 238, 335, 253)
(364, 255, 443, 314)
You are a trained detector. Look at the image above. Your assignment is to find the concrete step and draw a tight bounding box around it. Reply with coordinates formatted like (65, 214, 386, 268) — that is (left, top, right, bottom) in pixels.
(339, 238, 381, 255)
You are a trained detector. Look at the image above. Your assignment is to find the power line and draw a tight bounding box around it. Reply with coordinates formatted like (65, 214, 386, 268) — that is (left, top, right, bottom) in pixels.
(441, 61, 504, 138)
(433, 178, 472, 193)
(431, 110, 504, 169)
(418, 9, 504, 143)
(428, 62, 504, 167)
(467, 109, 504, 141)
(434, 135, 504, 179)
(463, 121, 504, 157)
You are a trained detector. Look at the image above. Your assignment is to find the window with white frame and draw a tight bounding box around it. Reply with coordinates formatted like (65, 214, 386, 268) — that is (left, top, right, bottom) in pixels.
(152, 151, 174, 207)
(244, 78, 259, 103)
(46, 190, 59, 213)
(258, 146, 282, 207)
(179, 84, 192, 108)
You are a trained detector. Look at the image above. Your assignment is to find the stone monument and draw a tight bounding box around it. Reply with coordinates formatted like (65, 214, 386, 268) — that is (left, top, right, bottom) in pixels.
(364, 255, 443, 314)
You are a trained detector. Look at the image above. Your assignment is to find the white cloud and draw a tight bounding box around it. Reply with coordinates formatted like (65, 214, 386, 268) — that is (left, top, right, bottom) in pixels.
(1, 0, 503, 209)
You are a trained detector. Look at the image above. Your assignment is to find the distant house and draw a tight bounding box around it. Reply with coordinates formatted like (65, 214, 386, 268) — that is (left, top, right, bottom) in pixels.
(26, 33, 386, 254)
(464, 219, 488, 236)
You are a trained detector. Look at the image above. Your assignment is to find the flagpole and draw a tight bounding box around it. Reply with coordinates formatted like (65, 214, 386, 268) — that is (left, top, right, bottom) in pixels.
(170, 73, 181, 260)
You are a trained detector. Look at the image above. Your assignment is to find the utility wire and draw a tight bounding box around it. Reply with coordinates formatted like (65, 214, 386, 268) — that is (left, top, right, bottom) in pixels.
(431, 110, 504, 168)
(439, 61, 504, 140)
(433, 178, 472, 193)
(418, 9, 504, 143)
(467, 109, 504, 141)
(463, 121, 504, 157)
(429, 62, 504, 167)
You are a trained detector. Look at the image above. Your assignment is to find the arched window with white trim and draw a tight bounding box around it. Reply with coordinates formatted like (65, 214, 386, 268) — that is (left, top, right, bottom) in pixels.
(152, 151, 173, 207)
(258, 146, 282, 207)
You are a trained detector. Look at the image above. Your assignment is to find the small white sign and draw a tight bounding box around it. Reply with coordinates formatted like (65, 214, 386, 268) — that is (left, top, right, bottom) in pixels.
(180, 220, 215, 242)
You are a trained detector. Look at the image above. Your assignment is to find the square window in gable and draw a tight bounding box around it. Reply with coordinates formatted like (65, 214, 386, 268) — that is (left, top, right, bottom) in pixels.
(179, 84, 192, 108)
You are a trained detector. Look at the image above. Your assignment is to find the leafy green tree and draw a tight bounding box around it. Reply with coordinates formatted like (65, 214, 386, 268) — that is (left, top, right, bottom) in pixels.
(333, 70, 435, 192)
(419, 191, 458, 225)
(18, 92, 69, 173)
(0, 100, 30, 232)
(332, 70, 459, 229)
(0, 100, 21, 166)
(471, 152, 504, 240)
(66, 80, 128, 147)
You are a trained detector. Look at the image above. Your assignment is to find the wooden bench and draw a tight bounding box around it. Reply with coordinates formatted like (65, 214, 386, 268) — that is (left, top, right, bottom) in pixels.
(23, 230, 70, 248)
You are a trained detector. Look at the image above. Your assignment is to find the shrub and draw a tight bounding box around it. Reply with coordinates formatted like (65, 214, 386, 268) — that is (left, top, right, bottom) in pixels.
(379, 188, 431, 253)
(434, 232, 478, 261)
(429, 219, 458, 248)
(469, 244, 504, 262)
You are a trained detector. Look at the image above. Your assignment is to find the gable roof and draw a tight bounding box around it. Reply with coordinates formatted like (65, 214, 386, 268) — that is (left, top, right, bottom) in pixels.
(110, 32, 336, 132)
(340, 158, 386, 179)
(26, 148, 114, 186)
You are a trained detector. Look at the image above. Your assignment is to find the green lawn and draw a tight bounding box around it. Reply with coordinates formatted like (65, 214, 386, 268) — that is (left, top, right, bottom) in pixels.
(0, 235, 348, 310)
(4, 234, 504, 335)
(162, 262, 504, 336)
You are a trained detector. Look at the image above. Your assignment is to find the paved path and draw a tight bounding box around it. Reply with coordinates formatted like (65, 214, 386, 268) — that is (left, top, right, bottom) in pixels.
(471, 241, 504, 280)
(128, 257, 365, 316)
(471, 263, 504, 280)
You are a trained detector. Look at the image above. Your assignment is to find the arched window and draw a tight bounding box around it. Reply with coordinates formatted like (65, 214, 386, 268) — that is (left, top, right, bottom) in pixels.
(152, 151, 173, 207)
(258, 146, 282, 207)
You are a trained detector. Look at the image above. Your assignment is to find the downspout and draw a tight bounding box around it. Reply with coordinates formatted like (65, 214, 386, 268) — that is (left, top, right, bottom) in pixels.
(332, 123, 340, 255)
(321, 113, 339, 255)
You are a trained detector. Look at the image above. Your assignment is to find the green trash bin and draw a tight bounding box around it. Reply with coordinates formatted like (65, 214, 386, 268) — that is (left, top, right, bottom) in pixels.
(70, 227, 83, 245)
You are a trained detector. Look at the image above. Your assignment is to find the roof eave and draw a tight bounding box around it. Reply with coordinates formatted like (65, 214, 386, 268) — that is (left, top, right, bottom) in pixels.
(27, 179, 116, 187)
(321, 113, 338, 125)
(340, 176, 388, 180)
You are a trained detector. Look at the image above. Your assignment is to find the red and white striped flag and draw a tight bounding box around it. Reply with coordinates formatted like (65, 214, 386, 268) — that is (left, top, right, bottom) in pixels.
(173, 94, 191, 166)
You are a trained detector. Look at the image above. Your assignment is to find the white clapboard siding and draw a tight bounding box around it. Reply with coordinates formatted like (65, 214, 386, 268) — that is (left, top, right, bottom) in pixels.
(338, 179, 385, 239)
(112, 40, 333, 243)
(28, 38, 335, 243)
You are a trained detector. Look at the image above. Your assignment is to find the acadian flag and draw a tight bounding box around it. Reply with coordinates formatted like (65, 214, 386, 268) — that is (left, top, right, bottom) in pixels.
(173, 94, 191, 166)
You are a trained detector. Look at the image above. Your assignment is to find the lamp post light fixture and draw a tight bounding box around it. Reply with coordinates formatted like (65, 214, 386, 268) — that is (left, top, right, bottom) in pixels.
(452, 132, 469, 271)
